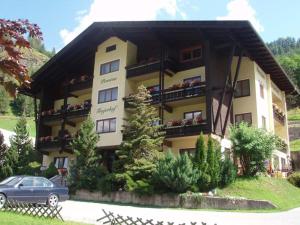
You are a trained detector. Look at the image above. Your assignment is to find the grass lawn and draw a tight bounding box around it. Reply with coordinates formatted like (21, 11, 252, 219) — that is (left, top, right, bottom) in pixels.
(0, 116, 35, 137)
(288, 107, 300, 121)
(0, 212, 91, 225)
(217, 176, 300, 211)
(290, 139, 300, 152)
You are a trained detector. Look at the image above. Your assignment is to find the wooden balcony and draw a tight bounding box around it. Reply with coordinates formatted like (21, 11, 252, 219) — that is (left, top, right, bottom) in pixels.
(38, 136, 73, 153)
(126, 58, 177, 78)
(273, 105, 285, 125)
(66, 76, 93, 96)
(41, 102, 91, 125)
(164, 122, 209, 138)
(125, 84, 206, 107)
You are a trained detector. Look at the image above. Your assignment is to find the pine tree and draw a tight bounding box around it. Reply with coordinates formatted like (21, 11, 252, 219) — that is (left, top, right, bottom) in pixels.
(10, 117, 37, 174)
(69, 117, 104, 191)
(113, 85, 165, 193)
(0, 131, 17, 179)
(194, 132, 206, 170)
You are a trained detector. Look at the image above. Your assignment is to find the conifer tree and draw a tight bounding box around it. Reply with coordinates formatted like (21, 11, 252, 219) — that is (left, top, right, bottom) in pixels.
(194, 132, 206, 170)
(69, 117, 103, 191)
(113, 85, 165, 193)
(207, 136, 221, 189)
(0, 131, 17, 179)
(9, 116, 36, 174)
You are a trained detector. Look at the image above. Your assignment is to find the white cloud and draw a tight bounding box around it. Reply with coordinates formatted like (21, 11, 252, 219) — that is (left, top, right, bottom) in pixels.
(60, 0, 185, 45)
(217, 0, 264, 32)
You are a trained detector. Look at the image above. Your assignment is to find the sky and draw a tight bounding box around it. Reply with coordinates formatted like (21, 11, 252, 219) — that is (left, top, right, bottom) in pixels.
(1, 0, 300, 51)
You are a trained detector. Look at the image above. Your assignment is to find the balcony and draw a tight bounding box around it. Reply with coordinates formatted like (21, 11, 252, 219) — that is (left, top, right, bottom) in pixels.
(125, 82, 206, 107)
(273, 104, 285, 125)
(126, 58, 177, 78)
(41, 101, 91, 125)
(38, 134, 73, 153)
(66, 75, 93, 95)
(164, 117, 208, 138)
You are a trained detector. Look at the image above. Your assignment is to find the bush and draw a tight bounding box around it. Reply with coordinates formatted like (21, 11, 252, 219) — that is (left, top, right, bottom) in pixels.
(43, 162, 58, 178)
(230, 122, 277, 176)
(288, 172, 300, 188)
(153, 151, 199, 193)
(220, 158, 237, 187)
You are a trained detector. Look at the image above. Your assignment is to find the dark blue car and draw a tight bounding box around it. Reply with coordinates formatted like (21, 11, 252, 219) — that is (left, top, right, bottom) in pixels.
(0, 176, 69, 208)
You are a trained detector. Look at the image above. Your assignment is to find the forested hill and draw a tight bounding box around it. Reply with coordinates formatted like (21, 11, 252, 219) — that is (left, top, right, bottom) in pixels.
(266, 37, 300, 90)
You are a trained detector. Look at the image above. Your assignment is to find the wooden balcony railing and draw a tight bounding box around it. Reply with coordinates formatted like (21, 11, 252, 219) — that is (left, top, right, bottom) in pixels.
(38, 136, 73, 152)
(273, 105, 285, 125)
(41, 102, 91, 122)
(126, 58, 177, 78)
(164, 122, 209, 138)
(125, 84, 206, 107)
(65, 75, 93, 92)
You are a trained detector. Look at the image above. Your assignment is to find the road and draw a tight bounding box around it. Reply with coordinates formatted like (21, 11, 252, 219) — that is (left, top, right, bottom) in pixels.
(60, 200, 300, 225)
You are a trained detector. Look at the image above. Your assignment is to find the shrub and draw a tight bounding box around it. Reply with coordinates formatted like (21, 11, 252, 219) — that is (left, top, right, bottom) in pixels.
(230, 122, 277, 176)
(220, 158, 237, 187)
(153, 151, 199, 193)
(43, 162, 58, 178)
(288, 172, 300, 188)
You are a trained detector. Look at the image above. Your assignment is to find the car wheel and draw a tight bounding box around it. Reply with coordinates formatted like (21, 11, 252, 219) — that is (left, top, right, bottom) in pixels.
(0, 193, 6, 209)
(47, 194, 59, 207)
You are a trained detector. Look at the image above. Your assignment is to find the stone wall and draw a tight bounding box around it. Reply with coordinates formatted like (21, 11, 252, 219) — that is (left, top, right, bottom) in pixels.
(72, 190, 276, 210)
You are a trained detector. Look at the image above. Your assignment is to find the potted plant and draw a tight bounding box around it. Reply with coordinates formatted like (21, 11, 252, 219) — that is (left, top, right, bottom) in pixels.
(172, 119, 183, 127)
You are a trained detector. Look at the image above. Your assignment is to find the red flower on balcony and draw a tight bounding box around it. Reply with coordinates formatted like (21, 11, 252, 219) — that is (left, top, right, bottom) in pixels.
(171, 120, 183, 126)
(181, 82, 190, 89)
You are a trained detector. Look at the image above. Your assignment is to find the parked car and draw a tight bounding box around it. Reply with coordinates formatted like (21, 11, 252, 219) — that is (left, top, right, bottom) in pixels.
(0, 176, 69, 208)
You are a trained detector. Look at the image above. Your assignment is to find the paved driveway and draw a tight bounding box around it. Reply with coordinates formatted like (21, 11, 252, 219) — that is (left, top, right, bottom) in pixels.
(60, 200, 300, 225)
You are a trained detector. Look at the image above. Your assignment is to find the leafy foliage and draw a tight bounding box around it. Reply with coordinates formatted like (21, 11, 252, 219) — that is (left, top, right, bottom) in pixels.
(113, 85, 165, 193)
(229, 122, 277, 176)
(0, 19, 42, 96)
(154, 151, 199, 193)
(0, 86, 10, 114)
(69, 117, 106, 191)
(287, 172, 300, 188)
(42, 162, 58, 179)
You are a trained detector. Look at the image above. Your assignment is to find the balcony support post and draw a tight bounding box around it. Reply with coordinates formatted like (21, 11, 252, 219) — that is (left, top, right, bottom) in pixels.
(60, 85, 68, 152)
(222, 49, 243, 136)
(213, 44, 236, 134)
(34, 95, 38, 149)
(159, 44, 166, 124)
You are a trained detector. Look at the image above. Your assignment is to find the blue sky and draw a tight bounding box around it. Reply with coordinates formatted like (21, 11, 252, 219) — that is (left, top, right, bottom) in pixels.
(2, 0, 300, 51)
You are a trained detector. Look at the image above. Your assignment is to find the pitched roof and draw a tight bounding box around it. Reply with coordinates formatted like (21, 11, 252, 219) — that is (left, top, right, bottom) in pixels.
(29, 21, 299, 95)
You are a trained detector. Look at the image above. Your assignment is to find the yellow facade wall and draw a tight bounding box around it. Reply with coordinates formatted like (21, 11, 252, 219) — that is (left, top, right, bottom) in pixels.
(91, 37, 137, 147)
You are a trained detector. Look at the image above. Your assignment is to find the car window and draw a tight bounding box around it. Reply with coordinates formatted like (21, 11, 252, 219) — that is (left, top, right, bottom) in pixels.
(0, 177, 16, 185)
(33, 177, 53, 187)
(21, 177, 34, 187)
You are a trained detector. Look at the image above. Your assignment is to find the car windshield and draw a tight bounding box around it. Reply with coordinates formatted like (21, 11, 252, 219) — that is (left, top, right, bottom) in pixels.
(0, 177, 23, 186)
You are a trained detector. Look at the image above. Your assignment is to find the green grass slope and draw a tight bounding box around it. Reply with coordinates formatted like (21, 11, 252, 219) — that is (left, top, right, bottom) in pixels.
(291, 139, 300, 152)
(0, 116, 35, 137)
(288, 107, 300, 121)
(0, 212, 91, 225)
(218, 176, 300, 211)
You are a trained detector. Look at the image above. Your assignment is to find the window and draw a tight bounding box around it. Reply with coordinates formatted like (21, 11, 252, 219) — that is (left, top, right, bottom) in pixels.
(20, 177, 34, 187)
(260, 83, 264, 99)
(235, 113, 252, 125)
(262, 116, 266, 129)
(184, 111, 202, 120)
(180, 46, 202, 62)
(235, 79, 250, 98)
(98, 87, 118, 103)
(183, 76, 201, 83)
(54, 157, 68, 169)
(100, 60, 120, 75)
(106, 44, 116, 52)
(180, 148, 195, 156)
(96, 118, 116, 133)
(33, 177, 53, 187)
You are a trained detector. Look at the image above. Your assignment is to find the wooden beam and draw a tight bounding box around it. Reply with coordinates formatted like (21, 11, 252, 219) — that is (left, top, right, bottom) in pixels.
(222, 49, 243, 136)
(65, 120, 76, 127)
(213, 44, 236, 133)
(162, 104, 173, 113)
